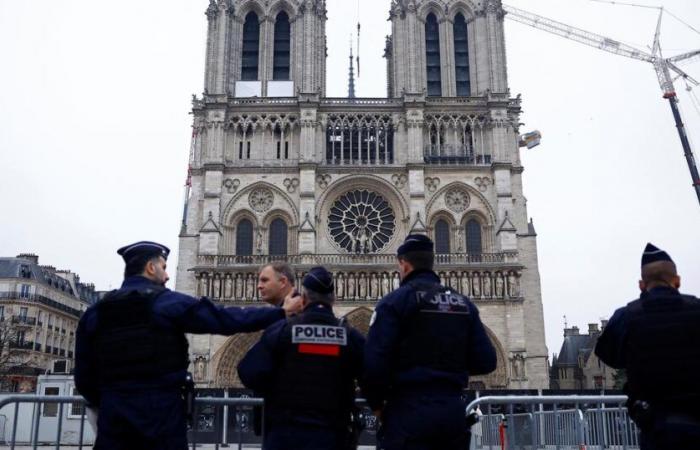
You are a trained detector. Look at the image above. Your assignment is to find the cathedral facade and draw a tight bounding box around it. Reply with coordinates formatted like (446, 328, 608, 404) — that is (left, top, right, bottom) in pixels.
(176, 0, 549, 389)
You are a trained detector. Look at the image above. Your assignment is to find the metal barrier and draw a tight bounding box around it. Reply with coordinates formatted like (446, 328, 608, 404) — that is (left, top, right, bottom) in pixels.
(0, 394, 639, 449)
(466, 395, 640, 449)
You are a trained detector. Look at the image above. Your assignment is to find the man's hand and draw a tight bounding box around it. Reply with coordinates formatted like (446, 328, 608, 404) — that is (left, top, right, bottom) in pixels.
(282, 291, 303, 316)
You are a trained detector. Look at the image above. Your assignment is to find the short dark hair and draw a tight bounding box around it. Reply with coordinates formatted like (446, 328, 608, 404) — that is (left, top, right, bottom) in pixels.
(124, 255, 162, 278)
(642, 260, 677, 285)
(303, 287, 335, 304)
(261, 262, 296, 286)
(398, 251, 434, 271)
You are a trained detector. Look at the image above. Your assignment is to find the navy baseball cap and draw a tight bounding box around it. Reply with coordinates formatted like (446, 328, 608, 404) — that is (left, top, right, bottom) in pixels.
(397, 234, 434, 256)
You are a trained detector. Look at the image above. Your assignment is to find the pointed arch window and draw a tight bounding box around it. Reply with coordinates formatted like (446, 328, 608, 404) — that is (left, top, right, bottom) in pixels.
(454, 13, 471, 96)
(268, 218, 288, 255)
(435, 219, 451, 253)
(425, 13, 442, 97)
(242, 12, 260, 81)
(236, 219, 254, 255)
(466, 219, 482, 254)
(273, 11, 291, 80)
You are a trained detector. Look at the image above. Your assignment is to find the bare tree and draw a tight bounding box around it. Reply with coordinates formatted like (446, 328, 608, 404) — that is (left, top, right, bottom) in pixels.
(0, 318, 35, 391)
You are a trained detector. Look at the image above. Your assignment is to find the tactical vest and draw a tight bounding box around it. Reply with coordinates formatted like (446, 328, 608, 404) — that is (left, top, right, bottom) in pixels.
(94, 287, 189, 384)
(625, 293, 700, 404)
(397, 281, 471, 373)
(266, 308, 355, 427)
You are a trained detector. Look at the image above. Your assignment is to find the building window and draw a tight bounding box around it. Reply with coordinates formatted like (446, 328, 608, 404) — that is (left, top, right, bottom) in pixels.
(268, 219, 289, 255)
(0, 305, 4, 321)
(466, 219, 482, 254)
(425, 13, 442, 96)
(273, 11, 291, 80)
(453, 13, 470, 96)
(435, 219, 451, 253)
(43, 387, 60, 417)
(236, 219, 254, 256)
(241, 12, 260, 81)
(19, 284, 30, 298)
(325, 114, 395, 165)
(328, 189, 396, 253)
(19, 307, 28, 318)
(70, 387, 85, 417)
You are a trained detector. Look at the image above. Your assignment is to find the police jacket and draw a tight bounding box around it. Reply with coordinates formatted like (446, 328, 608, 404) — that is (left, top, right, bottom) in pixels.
(74, 276, 286, 406)
(595, 286, 700, 407)
(363, 269, 497, 411)
(238, 302, 365, 429)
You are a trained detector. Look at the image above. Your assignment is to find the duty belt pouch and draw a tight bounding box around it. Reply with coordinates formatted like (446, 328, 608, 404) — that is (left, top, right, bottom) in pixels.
(182, 373, 196, 425)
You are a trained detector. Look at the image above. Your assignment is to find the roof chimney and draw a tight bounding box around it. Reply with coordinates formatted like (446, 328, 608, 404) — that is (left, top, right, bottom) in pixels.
(17, 253, 39, 265)
(588, 323, 600, 334)
(564, 326, 580, 337)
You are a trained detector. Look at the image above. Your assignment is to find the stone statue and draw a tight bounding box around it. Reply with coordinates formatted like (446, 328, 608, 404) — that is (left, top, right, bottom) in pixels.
(495, 272, 505, 298)
(337, 273, 345, 299)
(195, 357, 207, 381)
(456, 228, 464, 252)
(234, 273, 243, 299)
(354, 226, 372, 253)
(511, 354, 525, 380)
(370, 273, 379, 298)
(508, 272, 518, 297)
(358, 273, 367, 298)
(472, 272, 481, 298)
(392, 272, 400, 289)
(381, 273, 390, 297)
(450, 272, 459, 290)
(212, 276, 221, 300)
(482, 272, 492, 298)
(347, 273, 356, 300)
(256, 229, 264, 254)
(224, 276, 233, 299)
(461, 272, 471, 297)
(245, 273, 255, 300)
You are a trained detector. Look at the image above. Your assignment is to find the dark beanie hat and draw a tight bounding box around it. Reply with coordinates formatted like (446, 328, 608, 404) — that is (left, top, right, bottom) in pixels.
(303, 266, 335, 294)
(641, 243, 673, 267)
(397, 234, 434, 256)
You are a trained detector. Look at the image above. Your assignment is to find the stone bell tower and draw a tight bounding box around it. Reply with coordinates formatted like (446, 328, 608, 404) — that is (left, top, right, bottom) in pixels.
(177, 0, 549, 390)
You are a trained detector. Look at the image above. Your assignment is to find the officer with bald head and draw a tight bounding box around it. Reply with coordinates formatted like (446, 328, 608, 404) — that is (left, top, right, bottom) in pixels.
(238, 266, 366, 449)
(596, 243, 700, 449)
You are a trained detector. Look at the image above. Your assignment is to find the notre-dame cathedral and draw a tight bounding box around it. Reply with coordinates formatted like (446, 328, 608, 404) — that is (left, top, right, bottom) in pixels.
(175, 0, 549, 389)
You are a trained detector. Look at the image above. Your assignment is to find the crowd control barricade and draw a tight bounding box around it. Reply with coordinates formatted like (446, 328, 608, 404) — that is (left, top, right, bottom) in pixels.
(0, 394, 379, 449)
(466, 395, 641, 450)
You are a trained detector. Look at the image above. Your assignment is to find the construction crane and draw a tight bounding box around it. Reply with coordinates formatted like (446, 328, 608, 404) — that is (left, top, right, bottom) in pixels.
(503, 2, 700, 207)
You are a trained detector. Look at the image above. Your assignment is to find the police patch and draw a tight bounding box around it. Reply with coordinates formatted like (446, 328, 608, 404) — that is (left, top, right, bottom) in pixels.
(292, 325, 347, 346)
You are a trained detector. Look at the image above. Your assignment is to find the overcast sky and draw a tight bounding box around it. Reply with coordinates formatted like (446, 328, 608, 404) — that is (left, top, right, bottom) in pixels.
(1, 0, 699, 355)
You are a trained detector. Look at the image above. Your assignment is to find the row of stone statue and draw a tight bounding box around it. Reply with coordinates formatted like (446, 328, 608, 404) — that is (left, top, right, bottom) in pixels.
(195, 269, 521, 301)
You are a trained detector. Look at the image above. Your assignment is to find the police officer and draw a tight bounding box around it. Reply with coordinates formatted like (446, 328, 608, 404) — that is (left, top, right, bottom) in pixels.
(363, 234, 497, 450)
(258, 262, 296, 307)
(595, 243, 700, 449)
(74, 241, 303, 450)
(238, 266, 366, 450)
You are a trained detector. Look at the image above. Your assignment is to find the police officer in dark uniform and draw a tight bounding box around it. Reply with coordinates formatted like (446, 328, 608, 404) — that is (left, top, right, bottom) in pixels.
(363, 234, 497, 450)
(74, 241, 302, 450)
(595, 243, 700, 449)
(238, 266, 366, 450)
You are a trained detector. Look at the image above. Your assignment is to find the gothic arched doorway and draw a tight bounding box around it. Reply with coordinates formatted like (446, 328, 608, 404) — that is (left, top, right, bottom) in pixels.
(211, 331, 263, 388)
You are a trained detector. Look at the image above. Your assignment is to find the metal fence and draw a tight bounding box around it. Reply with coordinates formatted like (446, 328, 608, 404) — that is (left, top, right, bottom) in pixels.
(467, 395, 640, 449)
(0, 394, 640, 449)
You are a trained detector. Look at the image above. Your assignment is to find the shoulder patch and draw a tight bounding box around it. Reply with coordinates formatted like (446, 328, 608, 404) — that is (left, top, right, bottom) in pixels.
(292, 325, 347, 346)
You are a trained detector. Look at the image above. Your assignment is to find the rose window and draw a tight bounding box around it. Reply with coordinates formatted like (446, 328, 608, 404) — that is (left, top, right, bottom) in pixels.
(328, 189, 396, 253)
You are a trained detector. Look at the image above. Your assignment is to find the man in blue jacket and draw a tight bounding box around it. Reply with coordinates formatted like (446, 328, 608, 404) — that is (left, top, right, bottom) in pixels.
(595, 243, 700, 449)
(74, 241, 302, 450)
(238, 266, 366, 449)
(363, 234, 497, 450)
